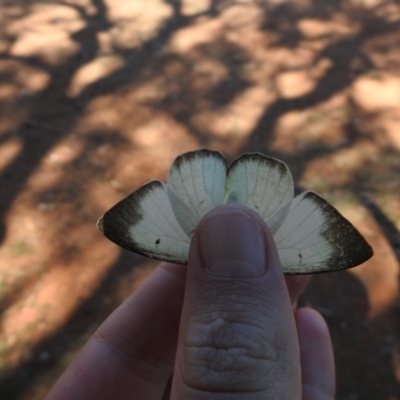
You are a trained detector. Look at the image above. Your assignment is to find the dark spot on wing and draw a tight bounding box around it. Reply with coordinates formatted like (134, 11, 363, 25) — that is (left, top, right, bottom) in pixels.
(155, 239, 160, 245)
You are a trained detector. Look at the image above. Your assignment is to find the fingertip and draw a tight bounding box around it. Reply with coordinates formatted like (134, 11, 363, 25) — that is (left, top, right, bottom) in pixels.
(295, 307, 331, 343)
(285, 274, 313, 305)
(192, 204, 283, 278)
(296, 307, 330, 336)
(158, 262, 187, 281)
(296, 307, 335, 400)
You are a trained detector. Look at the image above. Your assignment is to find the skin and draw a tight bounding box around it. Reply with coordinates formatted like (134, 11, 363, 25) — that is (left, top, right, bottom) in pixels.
(46, 204, 335, 400)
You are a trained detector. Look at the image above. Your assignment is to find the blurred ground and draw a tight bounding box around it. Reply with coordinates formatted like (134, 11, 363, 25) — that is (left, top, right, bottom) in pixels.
(0, 0, 399, 398)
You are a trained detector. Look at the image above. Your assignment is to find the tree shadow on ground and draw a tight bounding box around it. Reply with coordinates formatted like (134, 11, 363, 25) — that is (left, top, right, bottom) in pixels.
(245, 0, 400, 174)
(0, 250, 150, 399)
(359, 193, 400, 263)
(302, 270, 400, 399)
(0, 0, 248, 397)
(0, 0, 225, 245)
(0, 0, 399, 399)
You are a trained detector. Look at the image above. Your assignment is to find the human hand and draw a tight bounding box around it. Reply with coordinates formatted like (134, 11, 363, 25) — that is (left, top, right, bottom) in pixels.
(46, 204, 335, 400)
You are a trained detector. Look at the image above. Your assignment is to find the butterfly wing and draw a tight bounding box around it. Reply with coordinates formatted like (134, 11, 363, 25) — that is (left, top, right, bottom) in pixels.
(98, 180, 190, 264)
(167, 149, 227, 237)
(225, 153, 293, 234)
(273, 191, 373, 274)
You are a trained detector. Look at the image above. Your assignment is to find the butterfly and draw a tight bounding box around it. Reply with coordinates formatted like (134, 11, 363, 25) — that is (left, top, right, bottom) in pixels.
(97, 149, 373, 274)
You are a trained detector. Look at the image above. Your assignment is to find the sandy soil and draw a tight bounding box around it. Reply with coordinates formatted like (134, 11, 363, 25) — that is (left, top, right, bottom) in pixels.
(0, 0, 399, 399)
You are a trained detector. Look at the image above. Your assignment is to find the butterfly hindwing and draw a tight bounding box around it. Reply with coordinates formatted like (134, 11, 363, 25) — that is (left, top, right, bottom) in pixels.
(225, 153, 293, 234)
(167, 149, 227, 236)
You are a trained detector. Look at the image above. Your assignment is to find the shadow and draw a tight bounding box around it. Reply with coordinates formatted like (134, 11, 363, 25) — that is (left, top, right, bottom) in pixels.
(0, 250, 151, 400)
(0, 0, 400, 398)
(0, 0, 237, 397)
(149, 38, 252, 146)
(0, 0, 112, 244)
(359, 193, 400, 263)
(0, 0, 223, 245)
(243, 0, 400, 177)
(301, 271, 400, 399)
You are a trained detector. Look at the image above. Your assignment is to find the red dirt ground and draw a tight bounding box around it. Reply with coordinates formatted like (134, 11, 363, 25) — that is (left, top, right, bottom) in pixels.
(0, 0, 399, 399)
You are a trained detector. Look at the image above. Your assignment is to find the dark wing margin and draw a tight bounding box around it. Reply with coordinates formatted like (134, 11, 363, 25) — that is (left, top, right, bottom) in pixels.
(274, 191, 374, 274)
(97, 180, 190, 264)
(311, 192, 374, 272)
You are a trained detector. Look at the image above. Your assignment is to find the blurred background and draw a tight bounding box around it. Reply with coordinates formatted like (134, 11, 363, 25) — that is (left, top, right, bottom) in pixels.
(0, 0, 399, 398)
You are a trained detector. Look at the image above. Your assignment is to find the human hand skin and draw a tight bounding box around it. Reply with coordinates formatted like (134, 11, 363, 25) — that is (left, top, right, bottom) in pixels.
(45, 204, 335, 400)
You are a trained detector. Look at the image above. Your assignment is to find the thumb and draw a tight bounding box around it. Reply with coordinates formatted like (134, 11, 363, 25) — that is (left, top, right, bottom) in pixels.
(171, 204, 301, 400)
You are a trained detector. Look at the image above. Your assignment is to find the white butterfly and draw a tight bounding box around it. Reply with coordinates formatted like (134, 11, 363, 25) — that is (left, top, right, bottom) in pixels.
(97, 149, 373, 274)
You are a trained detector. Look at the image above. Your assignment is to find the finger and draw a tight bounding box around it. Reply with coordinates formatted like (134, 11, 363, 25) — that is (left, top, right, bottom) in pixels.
(171, 204, 301, 399)
(285, 274, 312, 305)
(162, 377, 172, 400)
(296, 307, 335, 400)
(45, 262, 186, 400)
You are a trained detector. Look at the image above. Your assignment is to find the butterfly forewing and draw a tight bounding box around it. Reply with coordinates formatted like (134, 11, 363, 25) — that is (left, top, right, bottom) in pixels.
(273, 191, 373, 274)
(98, 180, 190, 264)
